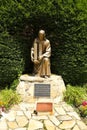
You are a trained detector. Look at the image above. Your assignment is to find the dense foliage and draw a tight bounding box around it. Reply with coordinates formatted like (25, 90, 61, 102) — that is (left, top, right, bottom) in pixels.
(0, 0, 87, 87)
(64, 84, 87, 117)
(0, 89, 21, 109)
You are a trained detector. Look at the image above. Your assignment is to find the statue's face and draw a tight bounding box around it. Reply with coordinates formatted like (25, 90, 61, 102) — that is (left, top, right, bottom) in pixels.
(38, 30, 45, 41)
(39, 33, 44, 41)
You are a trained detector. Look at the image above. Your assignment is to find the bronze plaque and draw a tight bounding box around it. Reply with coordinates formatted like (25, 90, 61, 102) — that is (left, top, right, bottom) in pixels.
(34, 84, 50, 97)
(36, 102, 53, 112)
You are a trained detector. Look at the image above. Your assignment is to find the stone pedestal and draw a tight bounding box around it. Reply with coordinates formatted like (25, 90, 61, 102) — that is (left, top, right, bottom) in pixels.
(16, 74, 66, 104)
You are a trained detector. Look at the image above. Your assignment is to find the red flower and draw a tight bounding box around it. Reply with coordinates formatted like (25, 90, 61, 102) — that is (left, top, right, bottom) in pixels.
(82, 101, 87, 106)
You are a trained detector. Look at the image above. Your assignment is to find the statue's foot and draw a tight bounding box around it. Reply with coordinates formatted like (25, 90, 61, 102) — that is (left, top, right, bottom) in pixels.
(41, 75, 50, 78)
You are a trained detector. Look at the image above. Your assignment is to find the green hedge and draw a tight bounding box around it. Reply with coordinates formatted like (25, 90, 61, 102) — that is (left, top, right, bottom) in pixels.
(0, 32, 24, 88)
(0, 0, 87, 87)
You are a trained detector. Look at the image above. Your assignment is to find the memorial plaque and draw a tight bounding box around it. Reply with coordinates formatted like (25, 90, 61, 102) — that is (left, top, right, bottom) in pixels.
(34, 84, 50, 97)
(36, 102, 53, 112)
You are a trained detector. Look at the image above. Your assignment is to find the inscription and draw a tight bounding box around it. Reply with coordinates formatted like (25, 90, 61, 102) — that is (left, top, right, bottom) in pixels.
(34, 84, 50, 97)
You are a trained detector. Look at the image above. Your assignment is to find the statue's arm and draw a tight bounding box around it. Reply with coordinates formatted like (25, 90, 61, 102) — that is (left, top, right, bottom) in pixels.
(43, 40, 51, 58)
(31, 47, 34, 62)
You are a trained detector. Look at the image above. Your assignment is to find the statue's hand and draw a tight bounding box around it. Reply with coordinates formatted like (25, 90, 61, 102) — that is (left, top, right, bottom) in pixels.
(34, 60, 39, 64)
(39, 55, 43, 61)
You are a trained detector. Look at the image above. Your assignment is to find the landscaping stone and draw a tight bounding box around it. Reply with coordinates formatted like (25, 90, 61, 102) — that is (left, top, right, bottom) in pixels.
(28, 119, 43, 130)
(16, 115, 28, 127)
(72, 125, 80, 130)
(77, 120, 87, 130)
(48, 115, 60, 126)
(6, 110, 16, 121)
(7, 121, 18, 129)
(57, 115, 72, 121)
(14, 128, 27, 130)
(32, 115, 48, 120)
(55, 106, 66, 115)
(44, 119, 56, 130)
(67, 111, 81, 120)
(59, 120, 76, 129)
(0, 119, 8, 130)
(17, 111, 24, 116)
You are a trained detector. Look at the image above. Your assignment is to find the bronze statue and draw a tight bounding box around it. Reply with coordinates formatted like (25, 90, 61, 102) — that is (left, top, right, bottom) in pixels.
(31, 30, 51, 78)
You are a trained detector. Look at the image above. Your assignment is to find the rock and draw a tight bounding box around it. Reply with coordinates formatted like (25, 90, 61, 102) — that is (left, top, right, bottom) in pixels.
(28, 119, 43, 130)
(48, 116, 60, 126)
(14, 128, 27, 130)
(77, 120, 87, 130)
(7, 121, 18, 129)
(24, 110, 31, 119)
(55, 106, 66, 115)
(62, 103, 74, 112)
(59, 120, 75, 129)
(57, 115, 72, 121)
(44, 120, 56, 130)
(16, 115, 28, 127)
(72, 125, 80, 130)
(6, 110, 16, 121)
(17, 74, 66, 102)
(32, 115, 48, 120)
(16, 111, 24, 116)
(0, 119, 8, 130)
(67, 112, 81, 120)
(56, 127, 61, 130)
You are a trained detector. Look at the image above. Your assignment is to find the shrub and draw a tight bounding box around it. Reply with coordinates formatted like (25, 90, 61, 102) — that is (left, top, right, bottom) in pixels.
(0, 89, 21, 109)
(0, 32, 24, 88)
(64, 84, 87, 107)
(64, 84, 87, 117)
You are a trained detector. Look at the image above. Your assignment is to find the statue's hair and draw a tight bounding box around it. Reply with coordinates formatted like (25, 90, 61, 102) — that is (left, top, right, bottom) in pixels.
(38, 30, 46, 39)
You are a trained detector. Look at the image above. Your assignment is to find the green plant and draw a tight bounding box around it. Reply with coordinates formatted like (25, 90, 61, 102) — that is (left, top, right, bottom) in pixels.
(10, 79, 19, 90)
(79, 101, 87, 117)
(64, 84, 87, 107)
(0, 89, 21, 109)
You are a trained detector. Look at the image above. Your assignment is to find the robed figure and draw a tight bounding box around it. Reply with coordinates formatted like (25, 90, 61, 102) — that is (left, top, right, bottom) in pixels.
(31, 30, 51, 78)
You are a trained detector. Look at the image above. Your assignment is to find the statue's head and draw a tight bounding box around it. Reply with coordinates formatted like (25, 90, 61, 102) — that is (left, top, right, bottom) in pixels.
(38, 30, 45, 40)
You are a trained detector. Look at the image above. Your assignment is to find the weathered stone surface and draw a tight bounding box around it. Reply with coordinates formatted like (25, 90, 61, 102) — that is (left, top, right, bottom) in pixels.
(62, 103, 74, 112)
(48, 116, 60, 126)
(59, 120, 75, 129)
(72, 125, 80, 130)
(55, 106, 66, 115)
(0, 119, 8, 130)
(20, 74, 44, 82)
(24, 110, 31, 119)
(17, 111, 24, 116)
(32, 115, 48, 120)
(7, 121, 18, 129)
(14, 128, 27, 130)
(67, 112, 81, 120)
(56, 127, 61, 130)
(16, 115, 28, 127)
(6, 110, 16, 121)
(57, 115, 72, 121)
(19, 102, 35, 111)
(77, 120, 87, 130)
(17, 74, 66, 100)
(44, 120, 56, 130)
(28, 119, 43, 130)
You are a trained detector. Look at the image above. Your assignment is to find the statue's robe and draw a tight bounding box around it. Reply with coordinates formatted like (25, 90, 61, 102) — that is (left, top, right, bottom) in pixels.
(31, 38, 51, 77)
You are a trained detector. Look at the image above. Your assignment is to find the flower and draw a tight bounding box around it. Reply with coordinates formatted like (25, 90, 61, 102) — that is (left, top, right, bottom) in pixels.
(82, 101, 87, 106)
